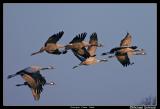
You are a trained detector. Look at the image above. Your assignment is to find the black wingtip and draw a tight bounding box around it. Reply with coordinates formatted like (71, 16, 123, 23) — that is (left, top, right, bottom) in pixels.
(7, 75, 13, 79)
(60, 31, 64, 34)
(62, 50, 68, 54)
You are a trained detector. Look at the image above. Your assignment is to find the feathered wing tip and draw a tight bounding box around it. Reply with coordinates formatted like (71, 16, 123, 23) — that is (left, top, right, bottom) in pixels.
(122, 62, 134, 67)
(32, 89, 40, 101)
(7, 74, 17, 79)
(61, 49, 68, 54)
(57, 49, 68, 54)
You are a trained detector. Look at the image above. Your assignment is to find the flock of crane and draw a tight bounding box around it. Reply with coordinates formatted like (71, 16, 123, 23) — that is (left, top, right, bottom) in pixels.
(7, 31, 146, 101)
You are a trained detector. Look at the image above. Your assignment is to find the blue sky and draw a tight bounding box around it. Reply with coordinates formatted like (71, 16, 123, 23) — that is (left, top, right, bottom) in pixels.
(3, 3, 157, 106)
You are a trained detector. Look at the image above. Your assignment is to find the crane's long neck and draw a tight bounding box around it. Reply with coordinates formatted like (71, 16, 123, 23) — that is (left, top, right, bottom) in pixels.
(31, 47, 45, 56)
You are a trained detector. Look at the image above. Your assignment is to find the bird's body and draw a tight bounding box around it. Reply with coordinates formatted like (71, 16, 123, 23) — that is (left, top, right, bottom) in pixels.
(31, 31, 66, 56)
(81, 57, 97, 65)
(16, 81, 55, 101)
(7, 65, 54, 100)
(72, 32, 107, 69)
(65, 32, 90, 58)
(65, 32, 103, 59)
(102, 32, 146, 67)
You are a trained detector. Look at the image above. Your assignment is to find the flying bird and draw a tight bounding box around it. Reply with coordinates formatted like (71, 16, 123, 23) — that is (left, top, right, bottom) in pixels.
(101, 32, 146, 67)
(64, 32, 90, 58)
(7, 65, 54, 101)
(72, 32, 107, 69)
(31, 31, 66, 56)
(65, 32, 103, 59)
(16, 81, 55, 101)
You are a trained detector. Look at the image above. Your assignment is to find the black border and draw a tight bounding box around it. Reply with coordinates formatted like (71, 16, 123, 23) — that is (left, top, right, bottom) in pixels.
(1, 0, 158, 108)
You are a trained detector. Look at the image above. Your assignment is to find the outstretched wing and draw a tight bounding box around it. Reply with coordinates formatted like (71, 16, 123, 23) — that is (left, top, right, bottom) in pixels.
(77, 47, 90, 59)
(21, 73, 38, 88)
(116, 52, 131, 67)
(120, 32, 132, 47)
(31, 86, 42, 101)
(87, 32, 98, 56)
(69, 32, 87, 44)
(72, 49, 86, 62)
(45, 31, 64, 46)
(20, 72, 44, 101)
